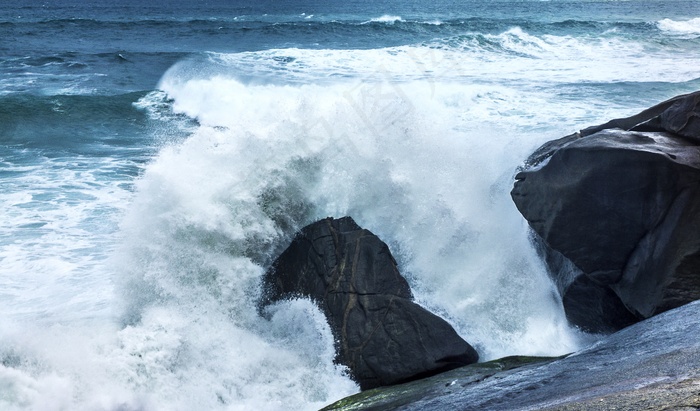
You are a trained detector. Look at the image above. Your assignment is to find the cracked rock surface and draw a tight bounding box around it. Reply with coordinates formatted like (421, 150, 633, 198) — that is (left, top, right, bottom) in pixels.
(260, 216, 479, 390)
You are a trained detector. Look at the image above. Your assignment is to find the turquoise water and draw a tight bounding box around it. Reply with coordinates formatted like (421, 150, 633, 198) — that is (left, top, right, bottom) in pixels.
(1, 1, 700, 409)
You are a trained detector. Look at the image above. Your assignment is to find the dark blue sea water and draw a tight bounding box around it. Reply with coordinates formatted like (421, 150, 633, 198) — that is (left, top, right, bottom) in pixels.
(2, 1, 700, 409)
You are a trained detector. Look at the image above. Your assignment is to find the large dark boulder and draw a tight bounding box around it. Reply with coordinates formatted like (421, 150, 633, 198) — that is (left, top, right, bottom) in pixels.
(511, 91, 700, 333)
(260, 216, 479, 390)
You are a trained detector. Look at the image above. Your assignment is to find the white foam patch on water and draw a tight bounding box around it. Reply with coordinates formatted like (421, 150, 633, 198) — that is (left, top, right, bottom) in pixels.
(658, 17, 700, 36)
(364, 15, 404, 24)
(201, 28, 700, 86)
(0, 156, 135, 322)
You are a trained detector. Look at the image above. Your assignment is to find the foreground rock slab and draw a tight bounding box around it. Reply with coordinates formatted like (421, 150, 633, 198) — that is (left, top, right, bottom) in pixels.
(260, 216, 478, 390)
(322, 300, 700, 410)
(511, 91, 700, 333)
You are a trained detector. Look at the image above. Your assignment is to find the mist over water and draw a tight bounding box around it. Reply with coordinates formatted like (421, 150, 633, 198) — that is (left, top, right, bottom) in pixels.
(2, 1, 700, 409)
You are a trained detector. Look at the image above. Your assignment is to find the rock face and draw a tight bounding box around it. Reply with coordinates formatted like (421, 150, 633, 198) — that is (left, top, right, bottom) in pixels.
(322, 300, 700, 411)
(511, 91, 700, 333)
(260, 216, 479, 390)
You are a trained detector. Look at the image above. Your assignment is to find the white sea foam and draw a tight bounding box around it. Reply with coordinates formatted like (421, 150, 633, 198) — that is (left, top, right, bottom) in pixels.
(0, 299, 356, 410)
(657, 17, 700, 36)
(364, 15, 404, 24)
(203, 28, 700, 88)
(0, 157, 134, 322)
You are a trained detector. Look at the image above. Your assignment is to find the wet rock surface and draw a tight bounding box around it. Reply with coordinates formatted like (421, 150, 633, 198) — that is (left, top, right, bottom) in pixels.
(322, 300, 700, 410)
(260, 216, 478, 390)
(511, 91, 700, 333)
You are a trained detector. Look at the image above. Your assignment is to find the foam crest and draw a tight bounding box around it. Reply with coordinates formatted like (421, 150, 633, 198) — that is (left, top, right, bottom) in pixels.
(199, 28, 699, 90)
(658, 17, 700, 36)
(365, 15, 404, 24)
(482, 27, 700, 84)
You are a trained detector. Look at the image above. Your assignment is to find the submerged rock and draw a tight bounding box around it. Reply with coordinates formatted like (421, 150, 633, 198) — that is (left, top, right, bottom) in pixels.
(260, 216, 479, 390)
(511, 91, 700, 333)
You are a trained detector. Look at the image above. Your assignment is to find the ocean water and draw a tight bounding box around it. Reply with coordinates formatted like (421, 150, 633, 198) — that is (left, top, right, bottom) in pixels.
(2, 0, 700, 409)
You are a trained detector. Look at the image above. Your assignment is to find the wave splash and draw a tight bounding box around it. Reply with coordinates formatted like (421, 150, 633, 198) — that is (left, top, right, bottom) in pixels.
(147, 57, 587, 358)
(364, 15, 404, 24)
(199, 27, 698, 87)
(657, 17, 700, 36)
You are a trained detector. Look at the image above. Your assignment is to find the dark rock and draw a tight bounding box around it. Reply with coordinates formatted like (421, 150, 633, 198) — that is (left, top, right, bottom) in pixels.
(511, 91, 700, 333)
(321, 356, 562, 411)
(260, 216, 479, 390)
(582, 90, 700, 141)
(322, 300, 700, 411)
(531, 238, 639, 334)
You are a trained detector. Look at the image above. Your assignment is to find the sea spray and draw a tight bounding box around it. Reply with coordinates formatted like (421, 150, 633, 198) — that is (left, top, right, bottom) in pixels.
(147, 50, 591, 361)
